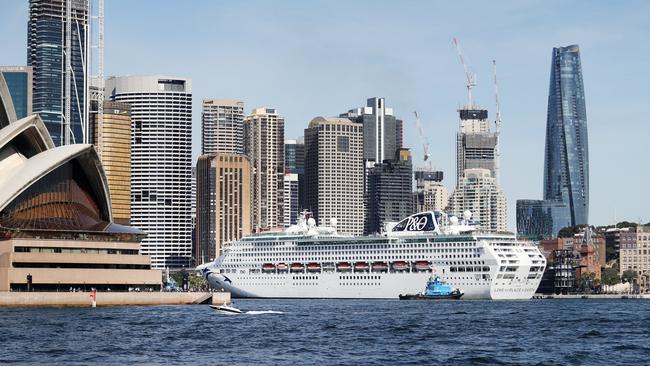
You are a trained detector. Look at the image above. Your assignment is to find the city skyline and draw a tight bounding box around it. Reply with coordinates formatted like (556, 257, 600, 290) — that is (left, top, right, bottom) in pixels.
(1, 1, 648, 229)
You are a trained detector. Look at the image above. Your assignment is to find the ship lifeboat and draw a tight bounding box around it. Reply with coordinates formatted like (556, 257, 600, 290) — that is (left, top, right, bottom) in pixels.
(322, 262, 336, 272)
(336, 262, 352, 272)
(290, 263, 305, 273)
(277, 263, 288, 272)
(262, 263, 276, 273)
(414, 261, 432, 272)
(354, 262, 370, 272)
(306, 262, 322, 273)
(371, 261, 389, 272)
(391, 261, 409, 272)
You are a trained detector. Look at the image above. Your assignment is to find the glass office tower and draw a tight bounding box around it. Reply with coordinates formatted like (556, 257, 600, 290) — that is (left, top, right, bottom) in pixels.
(543, 45, 589, 227)
(28, 0, 88, 146)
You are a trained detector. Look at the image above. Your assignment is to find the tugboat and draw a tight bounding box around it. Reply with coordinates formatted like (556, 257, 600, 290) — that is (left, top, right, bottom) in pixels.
(399, 276, 463, 300)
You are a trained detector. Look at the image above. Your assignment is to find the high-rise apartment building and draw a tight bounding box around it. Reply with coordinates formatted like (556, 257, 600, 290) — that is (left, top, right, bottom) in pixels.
(28, 0, 89, 146)
(90, 100, 131, 225)
(456, 108, 497, 182)
(414, 170, 448, 213)
(285, 138, 305, 210)
(195, 153, 251, 265)
(305, 117, 364, 235)
(106, 75, 193, 269)
(0, 66, 33, 120)
(201, 99, 244, 155)
(449, 168, 507, 232)
(283, 173, 299, 227)
(543, 45, 589, 227)
(244, 107, 284, 232)
(365, 148, 414, 234)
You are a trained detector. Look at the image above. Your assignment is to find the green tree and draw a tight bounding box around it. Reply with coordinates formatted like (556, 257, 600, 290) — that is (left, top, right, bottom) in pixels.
(622, 269, 638, 283)
(601, 268, 620, 286)
(576, 272, 596, 292)
(557, 225, 588, 238)
(616, 221, 637, 229)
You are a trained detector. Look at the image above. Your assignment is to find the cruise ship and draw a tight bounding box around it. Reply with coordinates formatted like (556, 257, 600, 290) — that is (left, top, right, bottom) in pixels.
(198, 211, 546, 300)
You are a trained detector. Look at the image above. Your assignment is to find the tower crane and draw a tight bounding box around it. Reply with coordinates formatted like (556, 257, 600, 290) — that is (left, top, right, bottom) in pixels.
(413, 110, 431, 170)
(492, 59, 502, 185)
(452, 37, 477, 108)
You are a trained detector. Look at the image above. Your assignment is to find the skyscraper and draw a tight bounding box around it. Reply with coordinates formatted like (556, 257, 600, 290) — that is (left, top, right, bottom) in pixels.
(244, 107, 284, 232)
(285, 138, 305, 210)
(195, 153, 251, 265)
(365, 148, 414, 234)
(90, 100, 131, 225)
(340, 97, 402, 165)
(201, 99, 244, 155)
(28, 0, 89, 146)
(0, 66, 33, 120)
(543, 45, 589, 226)
(449, 168, 507, 232)
(283, 173, 299, 227)
(106, 75, 193, 269)
(304, 117, 364, 235)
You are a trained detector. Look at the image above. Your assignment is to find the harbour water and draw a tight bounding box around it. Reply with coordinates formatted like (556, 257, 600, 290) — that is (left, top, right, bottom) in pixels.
(0, 299, 648, 365)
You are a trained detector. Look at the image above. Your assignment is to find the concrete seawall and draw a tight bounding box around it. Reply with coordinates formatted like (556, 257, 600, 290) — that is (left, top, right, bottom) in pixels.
(0, 291, 231, 307)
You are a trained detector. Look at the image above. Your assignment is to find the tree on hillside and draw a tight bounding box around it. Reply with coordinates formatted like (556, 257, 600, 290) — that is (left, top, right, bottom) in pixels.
(601, 268, 620, 286)
(622, 269, 638, 284)
(557, 225, 588, 238)
(616, 221, 637, 229)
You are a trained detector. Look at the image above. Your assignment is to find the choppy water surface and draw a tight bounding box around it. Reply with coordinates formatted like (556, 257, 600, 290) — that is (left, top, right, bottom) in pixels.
(0, 299, 649, 365)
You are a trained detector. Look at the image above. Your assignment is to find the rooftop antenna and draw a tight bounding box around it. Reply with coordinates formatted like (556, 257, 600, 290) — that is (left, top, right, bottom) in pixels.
(452, 37, 477, 108)
(492, 59, 502, 185)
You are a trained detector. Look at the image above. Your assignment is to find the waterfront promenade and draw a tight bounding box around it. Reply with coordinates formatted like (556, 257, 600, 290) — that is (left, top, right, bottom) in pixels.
(0, 291, 230, 307)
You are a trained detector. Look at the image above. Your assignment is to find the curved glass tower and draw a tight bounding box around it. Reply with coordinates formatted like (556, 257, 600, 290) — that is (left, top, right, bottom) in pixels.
(543, 45, 589, 226)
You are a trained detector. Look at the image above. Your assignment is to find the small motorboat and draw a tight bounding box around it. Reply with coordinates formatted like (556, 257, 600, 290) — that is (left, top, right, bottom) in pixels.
(210, 302, 243, 314)
(399, 276, 463, 300)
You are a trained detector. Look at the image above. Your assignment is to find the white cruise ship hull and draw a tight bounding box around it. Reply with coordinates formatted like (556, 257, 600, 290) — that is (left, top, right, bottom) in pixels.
(205, 269, 541, 300)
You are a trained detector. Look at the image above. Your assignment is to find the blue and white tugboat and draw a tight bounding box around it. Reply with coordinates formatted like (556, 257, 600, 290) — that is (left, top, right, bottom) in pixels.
(399, 276, 463, 300)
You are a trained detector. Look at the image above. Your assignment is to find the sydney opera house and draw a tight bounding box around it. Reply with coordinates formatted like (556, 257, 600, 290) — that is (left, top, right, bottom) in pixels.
(0, 75, 161, 291)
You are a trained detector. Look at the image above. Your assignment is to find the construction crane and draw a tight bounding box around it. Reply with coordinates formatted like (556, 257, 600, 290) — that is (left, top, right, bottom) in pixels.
(452, 37, 477, 108)
(413, 110, 431, 169)
(492, 59, 502, 185)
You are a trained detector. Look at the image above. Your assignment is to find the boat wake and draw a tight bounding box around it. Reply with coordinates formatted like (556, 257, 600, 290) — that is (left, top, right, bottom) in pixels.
(245, 310, 284, 315)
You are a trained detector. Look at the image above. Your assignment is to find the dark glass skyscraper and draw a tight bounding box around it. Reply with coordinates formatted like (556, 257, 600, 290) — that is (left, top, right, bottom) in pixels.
(28, 0, 88, 146)
(543, 45, 589, 227)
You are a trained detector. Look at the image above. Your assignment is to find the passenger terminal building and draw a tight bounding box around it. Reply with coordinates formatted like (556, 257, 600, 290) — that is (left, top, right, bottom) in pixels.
(0, 75, 161, 291)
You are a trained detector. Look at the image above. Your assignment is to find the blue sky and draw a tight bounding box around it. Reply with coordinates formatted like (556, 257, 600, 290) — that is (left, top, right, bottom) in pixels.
(1, 0, 648, 229)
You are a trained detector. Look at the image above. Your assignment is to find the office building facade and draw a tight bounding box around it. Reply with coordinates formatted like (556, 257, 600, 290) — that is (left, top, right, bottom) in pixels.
(543, 45, 589, 227)
(106, 75, 193, 269)
(283, 173, 299, 227)
(0, 66, 33, 120)
(340, 97, 402, 165)
(28, 0, 89, 146)
(449, 168, 507, 232)
(201, 99, 244, 155)
(285, 138, 305, 210)
(195, 153, 251, 265)
(365, 149, 414, 234)
(304, 117, 364, 235)
(244, 107, 284, 232)
(90, 100, 132, 225)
